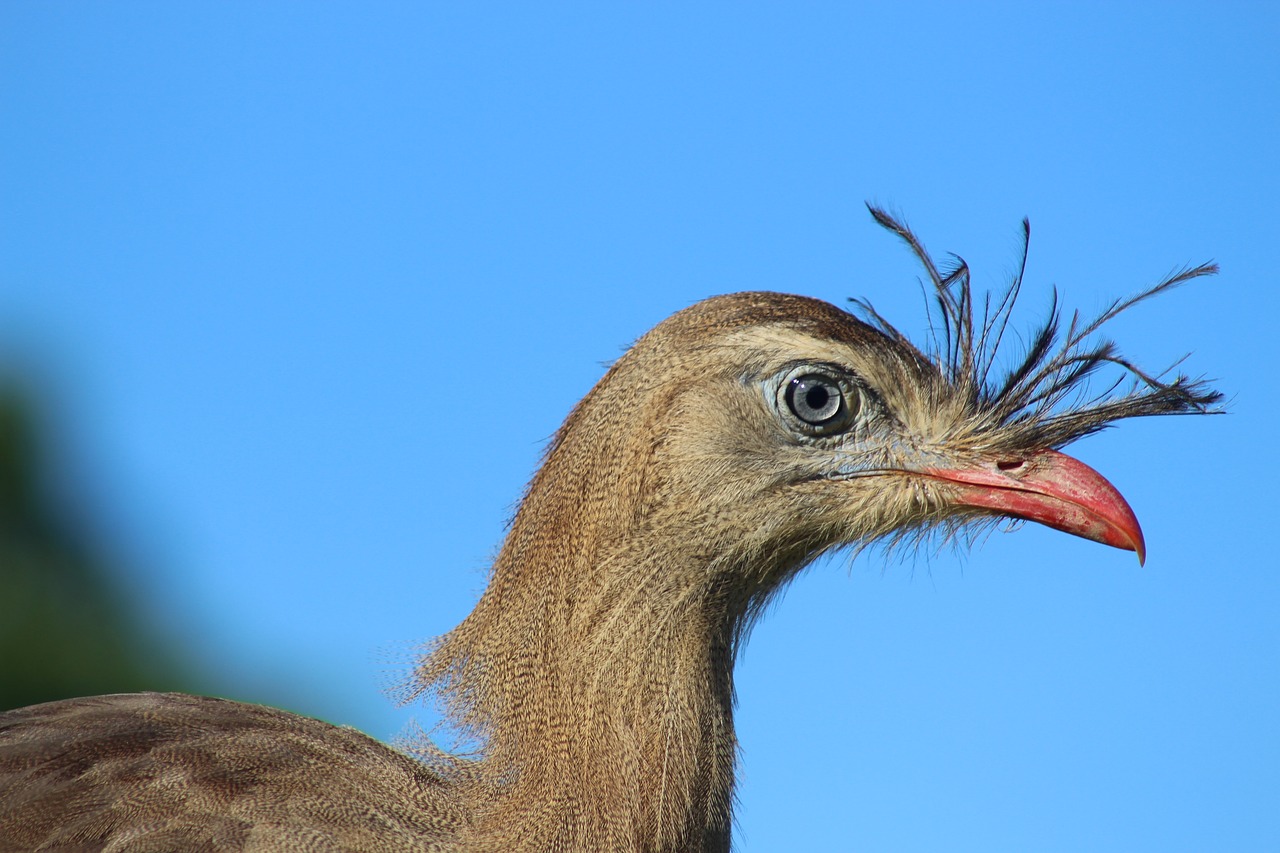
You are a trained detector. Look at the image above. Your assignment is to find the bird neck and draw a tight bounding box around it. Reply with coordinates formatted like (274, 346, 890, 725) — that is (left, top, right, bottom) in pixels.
(419, 421, 749, 851)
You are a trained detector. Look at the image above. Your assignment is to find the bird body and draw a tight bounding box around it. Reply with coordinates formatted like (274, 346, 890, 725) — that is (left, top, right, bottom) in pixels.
(0, 211, 1220, 851)
(0, 693, 461, 851)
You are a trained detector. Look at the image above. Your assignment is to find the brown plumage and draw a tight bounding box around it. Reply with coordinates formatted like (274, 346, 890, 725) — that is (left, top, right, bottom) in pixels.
(0, 208, 1220, 852)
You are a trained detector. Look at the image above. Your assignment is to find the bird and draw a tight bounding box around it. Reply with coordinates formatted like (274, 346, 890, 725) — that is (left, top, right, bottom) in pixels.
(0, 207, 1220, 852)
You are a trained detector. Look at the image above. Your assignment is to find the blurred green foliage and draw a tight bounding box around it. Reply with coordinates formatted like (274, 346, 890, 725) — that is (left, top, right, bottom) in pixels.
(0, 385, 195, 711)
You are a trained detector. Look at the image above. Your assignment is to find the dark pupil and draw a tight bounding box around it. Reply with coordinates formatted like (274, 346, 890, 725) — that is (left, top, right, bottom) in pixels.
(804, 385, 830, 411)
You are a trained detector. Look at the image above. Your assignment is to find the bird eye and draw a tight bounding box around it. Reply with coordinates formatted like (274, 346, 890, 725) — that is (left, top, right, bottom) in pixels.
(781, 371, 859, 435)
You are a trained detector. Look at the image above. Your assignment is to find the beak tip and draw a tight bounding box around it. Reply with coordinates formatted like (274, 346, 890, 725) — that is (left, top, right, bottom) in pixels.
(1111, 512, 1146, 566)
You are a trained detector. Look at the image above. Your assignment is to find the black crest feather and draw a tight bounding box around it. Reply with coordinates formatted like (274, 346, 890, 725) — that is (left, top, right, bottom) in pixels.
(854, 205, 1222, 452)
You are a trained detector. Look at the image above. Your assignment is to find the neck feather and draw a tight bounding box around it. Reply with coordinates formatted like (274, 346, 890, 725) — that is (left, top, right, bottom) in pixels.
(416, 397, 745, 851)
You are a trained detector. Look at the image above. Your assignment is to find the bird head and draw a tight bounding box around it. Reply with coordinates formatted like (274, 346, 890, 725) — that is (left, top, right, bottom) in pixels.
(517, 208, 1220, 619)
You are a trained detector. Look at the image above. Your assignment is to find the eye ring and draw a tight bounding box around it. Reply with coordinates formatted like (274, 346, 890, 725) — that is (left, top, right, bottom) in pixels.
(779, 370, 860, 436)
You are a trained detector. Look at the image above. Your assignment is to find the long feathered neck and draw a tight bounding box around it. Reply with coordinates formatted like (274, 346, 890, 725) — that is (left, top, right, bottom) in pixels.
(415, 344, 751, 853)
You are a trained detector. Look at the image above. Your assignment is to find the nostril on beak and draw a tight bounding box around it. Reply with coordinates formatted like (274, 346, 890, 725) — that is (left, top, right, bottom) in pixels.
(996, 459, 1024, 472)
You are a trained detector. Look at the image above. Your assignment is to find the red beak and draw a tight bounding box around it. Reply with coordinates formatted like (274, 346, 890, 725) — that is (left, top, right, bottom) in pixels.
(921, 449, 1146, 564)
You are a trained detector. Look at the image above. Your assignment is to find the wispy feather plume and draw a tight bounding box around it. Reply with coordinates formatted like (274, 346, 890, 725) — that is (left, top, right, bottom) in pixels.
(855, 205, 1222, 452)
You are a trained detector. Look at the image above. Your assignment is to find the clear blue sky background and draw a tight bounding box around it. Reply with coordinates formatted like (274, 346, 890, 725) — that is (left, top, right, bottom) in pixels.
(2, 4, 1276, 851)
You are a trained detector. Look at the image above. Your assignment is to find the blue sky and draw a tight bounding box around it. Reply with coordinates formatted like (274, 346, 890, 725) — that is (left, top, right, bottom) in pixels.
(2, 3, 1276, 851)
